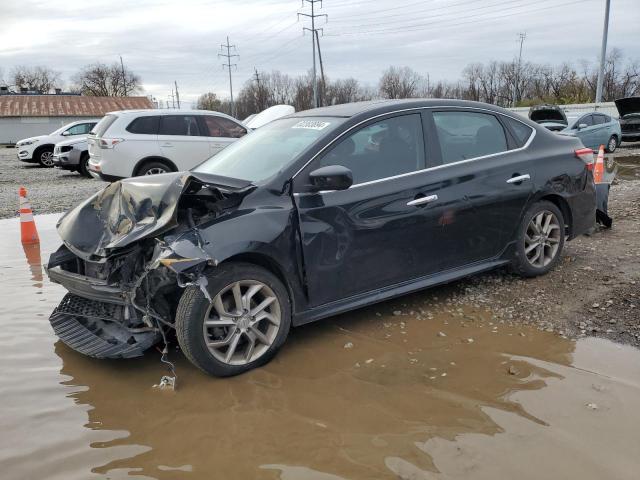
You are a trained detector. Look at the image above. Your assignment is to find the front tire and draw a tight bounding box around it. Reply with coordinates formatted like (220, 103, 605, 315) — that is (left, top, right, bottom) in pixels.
(78, 152, 92, 178)
(37, 147, 55, 167)
(511, 201, 565, 278)
(176, 263, 291, 377)
(606, 135, 618, 153)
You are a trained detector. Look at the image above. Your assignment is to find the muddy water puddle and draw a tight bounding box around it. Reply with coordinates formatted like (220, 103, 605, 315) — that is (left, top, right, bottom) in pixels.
(613, 153, 640, 180)
(1, 215, 639, 479)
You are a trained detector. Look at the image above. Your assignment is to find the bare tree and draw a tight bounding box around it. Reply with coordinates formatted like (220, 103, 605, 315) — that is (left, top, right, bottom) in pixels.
(196, 92, 223, 111)
(72, 62, 141, 96)
(379, 66, 425, 99)
(11, 66, 61, 93)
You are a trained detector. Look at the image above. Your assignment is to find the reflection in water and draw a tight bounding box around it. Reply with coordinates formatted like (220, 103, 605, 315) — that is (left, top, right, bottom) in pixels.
(21, 242, 43, 286)
(2, 214, 640, 480)
(54, 304, 576, 480)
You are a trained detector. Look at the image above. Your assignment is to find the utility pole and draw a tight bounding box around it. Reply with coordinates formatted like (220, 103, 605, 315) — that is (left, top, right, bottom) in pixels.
(120, 55, 127, 96)
(174, 81, 181, 109)
(253, 67, 261, 86)
(314, 30, 326, 107)
(219, 36, 239, 117)
(595, 0, 611, 104)
(298, 0, 327, 108)
(513, 32, 526, 107)
(169, 90, 175, 109)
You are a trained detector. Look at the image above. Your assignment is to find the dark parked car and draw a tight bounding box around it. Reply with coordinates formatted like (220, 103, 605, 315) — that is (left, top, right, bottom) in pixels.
(615, 97, 640, 142)
(46, 99, 597, 377)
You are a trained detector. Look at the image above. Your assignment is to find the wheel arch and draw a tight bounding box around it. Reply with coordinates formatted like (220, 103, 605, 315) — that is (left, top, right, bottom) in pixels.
(536, 193, 573, 239)
(220, 253, 296, 313)
(33, 143, 55, 158)
(133, 156, 178, 176)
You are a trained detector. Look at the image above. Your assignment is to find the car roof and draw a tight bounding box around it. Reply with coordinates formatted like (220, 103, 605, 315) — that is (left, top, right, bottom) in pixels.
(290, 98, 522, 119)
(104, 109, 240, 121)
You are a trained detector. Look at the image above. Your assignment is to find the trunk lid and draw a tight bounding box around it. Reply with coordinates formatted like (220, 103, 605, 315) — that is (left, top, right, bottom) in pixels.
(529, 104, 567, 124)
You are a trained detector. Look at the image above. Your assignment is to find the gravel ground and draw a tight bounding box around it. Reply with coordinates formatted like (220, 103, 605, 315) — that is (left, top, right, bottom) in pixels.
(1, 142, 639, 347)
(0, 147, 105, 218)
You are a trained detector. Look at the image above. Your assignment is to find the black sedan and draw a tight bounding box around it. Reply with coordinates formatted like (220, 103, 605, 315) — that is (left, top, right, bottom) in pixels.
(47, 99, 597, 377)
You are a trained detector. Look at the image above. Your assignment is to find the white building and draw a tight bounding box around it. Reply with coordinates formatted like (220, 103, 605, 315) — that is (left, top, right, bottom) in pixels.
(0, 94, 154, 144)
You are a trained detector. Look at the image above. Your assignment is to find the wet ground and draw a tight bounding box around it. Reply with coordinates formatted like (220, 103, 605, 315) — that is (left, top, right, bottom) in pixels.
(1, 215, 639, 479)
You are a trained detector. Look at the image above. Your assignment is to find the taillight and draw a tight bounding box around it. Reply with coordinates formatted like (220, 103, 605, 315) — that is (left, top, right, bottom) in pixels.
(575, 148, 594, 170)
(99, 138, 124, 149)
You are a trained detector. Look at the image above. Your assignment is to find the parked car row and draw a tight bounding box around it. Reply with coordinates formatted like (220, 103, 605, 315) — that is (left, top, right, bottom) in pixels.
(527, 98, 640, 152)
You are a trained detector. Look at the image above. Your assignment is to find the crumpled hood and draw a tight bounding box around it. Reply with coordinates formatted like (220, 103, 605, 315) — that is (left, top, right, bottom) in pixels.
(614, 97, 640, 118)
(57, 171, 254, 259)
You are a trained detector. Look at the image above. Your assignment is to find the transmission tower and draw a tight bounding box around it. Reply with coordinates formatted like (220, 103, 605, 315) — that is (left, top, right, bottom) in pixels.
(219, 36, 239, 117)
(298, 0, 327, 108)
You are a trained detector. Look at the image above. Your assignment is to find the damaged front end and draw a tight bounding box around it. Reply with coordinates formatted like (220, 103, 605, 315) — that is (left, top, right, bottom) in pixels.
(46, 171, 254, 359)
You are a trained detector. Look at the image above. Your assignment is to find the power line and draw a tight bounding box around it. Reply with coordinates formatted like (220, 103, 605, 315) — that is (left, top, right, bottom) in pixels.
(298, 0, 327, 108)
(325, 0, 592, 37)
(219, 36, 239, 117)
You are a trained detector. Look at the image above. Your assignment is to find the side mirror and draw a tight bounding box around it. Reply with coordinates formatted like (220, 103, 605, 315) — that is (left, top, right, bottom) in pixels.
(308, 165, 353, 192)
(61, 131, 71, 136)
(577, 123, 588, 130)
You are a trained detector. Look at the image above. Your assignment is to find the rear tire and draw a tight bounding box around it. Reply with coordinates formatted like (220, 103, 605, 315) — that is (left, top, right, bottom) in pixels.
(36, 147, 55, 167)
(136, 160, 173, 176)
(511, 201, 565, 278)
(606, 135, 618, 153)
(78, 152, 92, 178)
(176, 263, 291, 377)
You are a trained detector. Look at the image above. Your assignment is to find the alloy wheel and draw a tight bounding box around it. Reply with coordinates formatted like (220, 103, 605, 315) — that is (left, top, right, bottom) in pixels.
(608, 136, 617, 152)
(41, 151, 54, 166)
(524, 210, 561, 268)
(144, 167, 168, 175)
(203, 280, 281, 366)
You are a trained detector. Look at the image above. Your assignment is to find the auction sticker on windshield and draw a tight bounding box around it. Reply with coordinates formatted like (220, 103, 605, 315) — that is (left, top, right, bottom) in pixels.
(292, 120, 331, 130)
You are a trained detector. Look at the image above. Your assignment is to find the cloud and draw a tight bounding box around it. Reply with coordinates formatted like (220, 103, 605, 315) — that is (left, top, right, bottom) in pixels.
(1, 0, 638, 106)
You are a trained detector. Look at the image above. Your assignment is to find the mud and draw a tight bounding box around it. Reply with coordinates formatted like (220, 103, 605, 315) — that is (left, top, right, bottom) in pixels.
(1, 215, 639, 479)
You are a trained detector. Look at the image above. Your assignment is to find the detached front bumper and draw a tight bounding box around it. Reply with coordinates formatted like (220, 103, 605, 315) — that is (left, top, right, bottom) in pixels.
(46, 265, 128, 304)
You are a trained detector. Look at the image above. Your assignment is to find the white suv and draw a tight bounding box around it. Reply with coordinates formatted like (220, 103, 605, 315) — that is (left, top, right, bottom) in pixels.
(87, 110, 248, 181)
(16, 119, 100, 167)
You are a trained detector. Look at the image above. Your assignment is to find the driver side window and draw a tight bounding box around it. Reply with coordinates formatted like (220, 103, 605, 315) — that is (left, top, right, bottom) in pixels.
(65, 123, 92, 135)
(318, 114, 425, 185)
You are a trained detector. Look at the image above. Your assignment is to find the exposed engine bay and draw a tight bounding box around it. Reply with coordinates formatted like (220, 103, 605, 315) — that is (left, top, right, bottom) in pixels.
(46, 172, 255, 360)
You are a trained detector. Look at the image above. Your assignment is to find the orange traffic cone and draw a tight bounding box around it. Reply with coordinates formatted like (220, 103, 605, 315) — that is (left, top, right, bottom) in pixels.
(19, 187, 40, 245)
(22, 243, 43, 284)
(593, 145, 605, 184)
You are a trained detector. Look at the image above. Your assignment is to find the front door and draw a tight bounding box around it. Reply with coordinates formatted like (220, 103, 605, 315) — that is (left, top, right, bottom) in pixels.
(200, 115, 248, 157)
(294, 113, 441, 307)
(158, 115, 211, 170)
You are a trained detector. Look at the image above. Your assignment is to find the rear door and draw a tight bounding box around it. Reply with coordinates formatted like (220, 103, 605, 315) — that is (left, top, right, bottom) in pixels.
(425, 109, 535, 270)
(200, 115, 248, 157)
(158, 115, 211, 170)
(592, 114, 610, 148)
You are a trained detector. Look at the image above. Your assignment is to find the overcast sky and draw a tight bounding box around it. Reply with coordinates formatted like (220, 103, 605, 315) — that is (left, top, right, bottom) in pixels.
(1, 0, 638, 107)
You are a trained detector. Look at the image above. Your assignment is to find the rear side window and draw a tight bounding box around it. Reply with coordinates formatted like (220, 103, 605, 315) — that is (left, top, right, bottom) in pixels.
(502, 116, 534, 147)
(432, 111, 508, 164)
(593, 114, 607, 125)
(126, 116, 159, 134)
(203, 116, 247, 138)
(578, 115, 594, 127)
(92, 115, 117, 137)
(159, 115, 202, 136)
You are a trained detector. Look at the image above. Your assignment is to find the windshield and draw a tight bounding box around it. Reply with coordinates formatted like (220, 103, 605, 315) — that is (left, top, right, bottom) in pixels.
(565, 115, 581, 129)
(194, 116, 344, 182)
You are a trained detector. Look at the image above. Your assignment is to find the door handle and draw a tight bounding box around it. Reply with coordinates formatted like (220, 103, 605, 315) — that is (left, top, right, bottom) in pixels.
(407, 194, 438, 207)
(506, 174, 530, 184)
